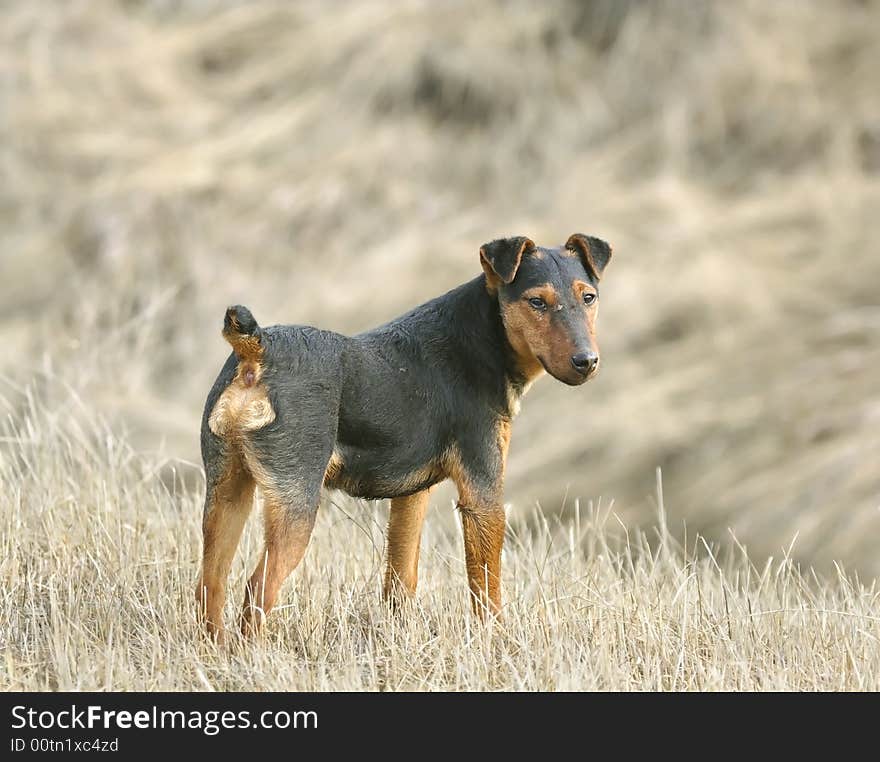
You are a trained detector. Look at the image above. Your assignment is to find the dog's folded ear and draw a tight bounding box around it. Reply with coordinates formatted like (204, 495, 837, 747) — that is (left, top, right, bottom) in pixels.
(480, 236, 535, 288)
(566, 234, 612, 281)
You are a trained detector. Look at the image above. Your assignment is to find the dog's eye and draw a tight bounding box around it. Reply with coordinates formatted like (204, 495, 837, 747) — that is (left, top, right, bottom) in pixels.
(527, 297, 547, 310)
(583, 293, 597, 305)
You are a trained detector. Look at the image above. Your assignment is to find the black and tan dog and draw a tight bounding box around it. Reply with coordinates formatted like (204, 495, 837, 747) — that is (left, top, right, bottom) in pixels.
(196, 234, 612, 638)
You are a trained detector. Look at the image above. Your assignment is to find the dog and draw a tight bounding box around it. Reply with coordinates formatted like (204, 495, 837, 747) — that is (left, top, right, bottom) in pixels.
(196, 233, 612, 638)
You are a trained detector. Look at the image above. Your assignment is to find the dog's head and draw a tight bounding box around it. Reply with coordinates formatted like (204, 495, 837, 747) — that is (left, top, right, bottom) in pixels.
(481, 234, 612, 386)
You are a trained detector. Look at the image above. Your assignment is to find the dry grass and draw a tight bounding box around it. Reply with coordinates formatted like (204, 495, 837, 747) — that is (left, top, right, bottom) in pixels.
(2, 0, 880, 690)
(1, 383, 879, 691)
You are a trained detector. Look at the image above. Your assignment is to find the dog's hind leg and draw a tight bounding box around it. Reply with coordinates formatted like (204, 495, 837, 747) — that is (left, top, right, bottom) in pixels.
(383, 489, 431, 606)
(238, 405, 338, 637)
(239, 480, 320, 638)
(196, 451, 255, 641)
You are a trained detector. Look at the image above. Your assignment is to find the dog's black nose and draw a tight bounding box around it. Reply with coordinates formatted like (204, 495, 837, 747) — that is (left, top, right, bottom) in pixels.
(571, 352, 599, 375)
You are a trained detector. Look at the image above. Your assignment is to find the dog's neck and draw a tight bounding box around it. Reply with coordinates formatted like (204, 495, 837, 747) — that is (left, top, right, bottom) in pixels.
(448, 276, 543, 419)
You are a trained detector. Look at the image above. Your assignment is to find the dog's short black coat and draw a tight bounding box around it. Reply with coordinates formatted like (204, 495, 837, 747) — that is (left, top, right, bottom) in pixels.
(197, 234, 611, 635)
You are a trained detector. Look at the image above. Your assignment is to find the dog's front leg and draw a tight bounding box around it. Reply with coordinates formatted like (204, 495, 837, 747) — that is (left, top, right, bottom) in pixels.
(383, 488, 432, 606)
(449, 418, 511, 619)
(457, 500, 506, 618)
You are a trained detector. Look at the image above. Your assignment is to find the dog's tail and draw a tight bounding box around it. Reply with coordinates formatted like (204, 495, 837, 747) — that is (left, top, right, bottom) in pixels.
(222, 305, 263, 362)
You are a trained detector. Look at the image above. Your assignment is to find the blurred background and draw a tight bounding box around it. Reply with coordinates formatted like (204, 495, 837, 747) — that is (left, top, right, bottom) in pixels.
(2, 0, 878, 574)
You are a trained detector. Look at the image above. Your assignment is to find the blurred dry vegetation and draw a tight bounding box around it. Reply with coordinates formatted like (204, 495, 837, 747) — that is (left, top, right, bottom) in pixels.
(2, 0, 879, 577)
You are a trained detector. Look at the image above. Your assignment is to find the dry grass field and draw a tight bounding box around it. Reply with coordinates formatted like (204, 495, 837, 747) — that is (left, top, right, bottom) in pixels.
(1, 0, 879, 690)
(2, 393, 878, 690)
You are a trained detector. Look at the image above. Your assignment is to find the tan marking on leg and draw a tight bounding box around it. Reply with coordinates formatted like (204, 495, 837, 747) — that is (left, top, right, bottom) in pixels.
(383, 489, 432, 606)
(196, 454, 255, 641)
(497, 418, 511, 480)
(443, 444, 478, 505)
(240, 490, 316, 637)
(459, 502, 506, 618)
(323, 449, 343, 485)
(445, 419, 511, 619)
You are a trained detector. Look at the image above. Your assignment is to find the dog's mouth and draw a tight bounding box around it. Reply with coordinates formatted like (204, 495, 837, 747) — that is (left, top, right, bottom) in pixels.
(538, 356, 595, 386)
